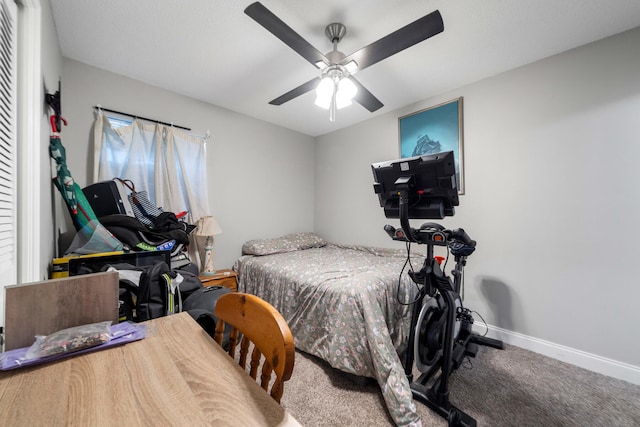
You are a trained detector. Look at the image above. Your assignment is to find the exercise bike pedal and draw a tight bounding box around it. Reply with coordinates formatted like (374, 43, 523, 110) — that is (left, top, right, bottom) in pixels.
(452, 343, 468, 369)
(464, 342, 479, 358)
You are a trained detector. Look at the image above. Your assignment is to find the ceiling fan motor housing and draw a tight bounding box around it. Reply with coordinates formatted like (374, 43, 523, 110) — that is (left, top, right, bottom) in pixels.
(325, 50, 347, 65)
(325, 23, 346, 44)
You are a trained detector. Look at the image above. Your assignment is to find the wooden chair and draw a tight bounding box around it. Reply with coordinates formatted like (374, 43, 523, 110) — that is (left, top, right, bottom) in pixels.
(213, 292, 295, 403)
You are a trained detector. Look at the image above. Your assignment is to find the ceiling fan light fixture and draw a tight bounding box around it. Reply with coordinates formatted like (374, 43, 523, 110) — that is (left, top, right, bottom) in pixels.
(344, 60, 358, 74)
(315, 76, 334, 109)
(314, 65, 358, 121)
(314, 96, 331, 109)
(336, 77, 357, 109)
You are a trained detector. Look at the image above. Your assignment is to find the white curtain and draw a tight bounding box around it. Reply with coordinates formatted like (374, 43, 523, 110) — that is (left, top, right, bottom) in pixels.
(93, 112, 211, 221)
(158, 127, 212, 220)
(93, 112, 212, 267)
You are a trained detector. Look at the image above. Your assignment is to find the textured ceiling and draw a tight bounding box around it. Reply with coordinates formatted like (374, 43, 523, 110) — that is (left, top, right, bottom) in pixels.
(50, 0, 640, 136)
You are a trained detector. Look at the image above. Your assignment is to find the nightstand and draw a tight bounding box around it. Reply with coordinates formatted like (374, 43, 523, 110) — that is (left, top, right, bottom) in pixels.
(199, 269, 238, 292)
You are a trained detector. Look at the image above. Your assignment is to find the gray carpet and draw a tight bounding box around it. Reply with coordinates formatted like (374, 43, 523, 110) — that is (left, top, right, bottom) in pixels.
(280, 344, 640, 426)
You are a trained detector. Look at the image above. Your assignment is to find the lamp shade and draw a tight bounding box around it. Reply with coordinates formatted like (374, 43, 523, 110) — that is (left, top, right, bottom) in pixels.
(314, 74, 357, 112)
(314, 77, 334, 109)
(336, 77, 357, 109)
(194, 216, 222, 237)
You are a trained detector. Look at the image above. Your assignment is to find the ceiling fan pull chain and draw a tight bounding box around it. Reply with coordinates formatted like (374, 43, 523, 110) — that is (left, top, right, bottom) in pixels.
(329, 82, 338, 122)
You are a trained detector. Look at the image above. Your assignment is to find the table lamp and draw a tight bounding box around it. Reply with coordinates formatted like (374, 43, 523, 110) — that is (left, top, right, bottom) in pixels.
(194, 216, 222, 275)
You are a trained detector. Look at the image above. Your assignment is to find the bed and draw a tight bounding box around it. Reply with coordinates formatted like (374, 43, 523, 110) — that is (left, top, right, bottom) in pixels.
(233, 232, 424, 426)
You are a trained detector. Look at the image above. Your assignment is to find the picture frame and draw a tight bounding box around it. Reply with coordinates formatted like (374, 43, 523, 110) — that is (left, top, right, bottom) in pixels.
(398, 97, 464, 194)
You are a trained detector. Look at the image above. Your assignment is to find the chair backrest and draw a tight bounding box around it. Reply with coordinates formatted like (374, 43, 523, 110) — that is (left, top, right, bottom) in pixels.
(213, 292, 295, 403)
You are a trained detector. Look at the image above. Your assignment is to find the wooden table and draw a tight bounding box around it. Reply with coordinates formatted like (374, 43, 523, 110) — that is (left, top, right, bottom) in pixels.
(0, 313, 300, 426)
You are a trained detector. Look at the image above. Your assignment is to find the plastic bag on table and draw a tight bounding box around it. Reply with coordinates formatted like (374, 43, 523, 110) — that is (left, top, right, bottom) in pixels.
(0, 322, 146, 371)
(24, 321, 112, 360)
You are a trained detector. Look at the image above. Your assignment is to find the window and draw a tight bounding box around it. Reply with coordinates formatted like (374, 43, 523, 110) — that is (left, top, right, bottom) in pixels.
(95, 113, 211, 222)
(106, 115, 131, 129)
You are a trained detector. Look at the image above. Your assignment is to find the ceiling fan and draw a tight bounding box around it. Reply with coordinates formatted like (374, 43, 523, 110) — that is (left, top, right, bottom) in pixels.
(244, 2, 444, 121)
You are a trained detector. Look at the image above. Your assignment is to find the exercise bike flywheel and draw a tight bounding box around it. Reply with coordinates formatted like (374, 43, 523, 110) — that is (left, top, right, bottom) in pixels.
(414, 295, 463, 373)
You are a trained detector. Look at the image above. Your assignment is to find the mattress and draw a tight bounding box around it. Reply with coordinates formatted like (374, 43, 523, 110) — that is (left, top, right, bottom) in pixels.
(234, 234, 424, 426)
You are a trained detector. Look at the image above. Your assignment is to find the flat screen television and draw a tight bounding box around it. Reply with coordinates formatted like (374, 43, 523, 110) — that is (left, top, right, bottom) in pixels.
(372, 151, 459, 219)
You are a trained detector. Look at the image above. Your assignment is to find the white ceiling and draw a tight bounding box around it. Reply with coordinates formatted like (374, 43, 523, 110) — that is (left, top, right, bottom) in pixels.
(50, 0, 640, 137)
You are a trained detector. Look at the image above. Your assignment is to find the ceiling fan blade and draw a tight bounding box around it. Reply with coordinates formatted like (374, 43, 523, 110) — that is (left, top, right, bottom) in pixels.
(269, 77, 321, 106)
(342, 10, 444, 72)
(245, 2, 329, 68)
(349, 77, 383, 112)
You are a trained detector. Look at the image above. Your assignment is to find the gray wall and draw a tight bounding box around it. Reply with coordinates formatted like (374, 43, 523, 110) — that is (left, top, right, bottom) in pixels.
(61, 59, 315, 270)
(315, 27, 640, 374)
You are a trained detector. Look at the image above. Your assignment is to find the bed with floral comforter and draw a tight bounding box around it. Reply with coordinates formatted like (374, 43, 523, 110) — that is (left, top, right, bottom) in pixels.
(233, 232, 424, 426)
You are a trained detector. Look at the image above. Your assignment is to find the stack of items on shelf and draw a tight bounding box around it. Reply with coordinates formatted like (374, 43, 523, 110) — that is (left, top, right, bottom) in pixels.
(54, 176, 197, 274)
(77, 178, 196, 270)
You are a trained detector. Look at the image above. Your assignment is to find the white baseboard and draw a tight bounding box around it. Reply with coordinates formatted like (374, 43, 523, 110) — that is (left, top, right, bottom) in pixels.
(473, 323, 640, 386)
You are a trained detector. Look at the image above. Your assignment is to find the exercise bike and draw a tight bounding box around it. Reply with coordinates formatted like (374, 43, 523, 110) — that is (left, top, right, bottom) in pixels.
(371, 151, 503, 426)
(384, 222, 503, 426)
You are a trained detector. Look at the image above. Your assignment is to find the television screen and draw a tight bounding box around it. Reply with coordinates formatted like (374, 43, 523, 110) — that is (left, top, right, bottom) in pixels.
(372, 151, 459, 219)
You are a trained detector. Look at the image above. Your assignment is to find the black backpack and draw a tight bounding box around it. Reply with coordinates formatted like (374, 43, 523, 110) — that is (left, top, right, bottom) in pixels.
(137, 262, 177, 321)
(183, 285, 233, 348)
(111, 261, 228, 341)
(114, 261, 200, 321)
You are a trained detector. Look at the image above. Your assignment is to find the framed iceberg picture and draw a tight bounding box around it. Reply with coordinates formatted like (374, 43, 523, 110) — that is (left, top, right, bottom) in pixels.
(398, 97, 464, 194)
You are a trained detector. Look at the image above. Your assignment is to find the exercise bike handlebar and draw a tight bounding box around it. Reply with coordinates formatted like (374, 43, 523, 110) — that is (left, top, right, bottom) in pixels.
(448, 228, 475, 247)
(384, 223, 476, 253)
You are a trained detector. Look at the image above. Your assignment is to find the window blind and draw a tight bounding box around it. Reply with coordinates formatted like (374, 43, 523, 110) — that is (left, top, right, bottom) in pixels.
(0, 0, 18, 292)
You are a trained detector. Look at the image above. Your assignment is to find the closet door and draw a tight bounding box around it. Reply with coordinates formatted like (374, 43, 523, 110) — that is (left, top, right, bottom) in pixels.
(0, 0, 18, 310)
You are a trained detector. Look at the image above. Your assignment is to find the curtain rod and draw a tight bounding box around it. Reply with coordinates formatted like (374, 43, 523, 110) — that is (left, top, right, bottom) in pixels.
(94, 105, 191, 131)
